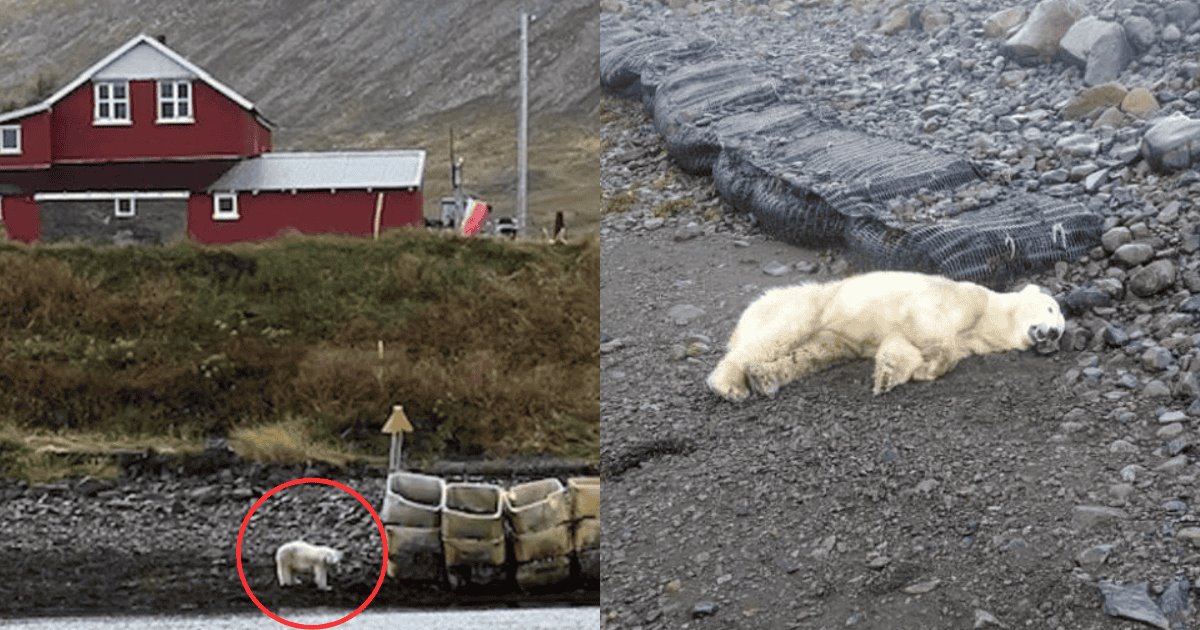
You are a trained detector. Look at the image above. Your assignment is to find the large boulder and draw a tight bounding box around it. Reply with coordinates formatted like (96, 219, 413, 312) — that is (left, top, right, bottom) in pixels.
(1083, 25, 1132, 86)
(1062, 82, 1128, 120)
(1141, 113, 1200, 172)
(1059, 17, 1117, 67)
(1122, 16, 1157, 52)
(984, 7, 1027, 39)
(1001, 0, 1087, 62)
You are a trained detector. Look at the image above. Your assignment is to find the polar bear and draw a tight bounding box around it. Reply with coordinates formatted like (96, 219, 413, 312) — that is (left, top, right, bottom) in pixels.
(275, 540, 343, 591)
(707, 271, 1064, 400)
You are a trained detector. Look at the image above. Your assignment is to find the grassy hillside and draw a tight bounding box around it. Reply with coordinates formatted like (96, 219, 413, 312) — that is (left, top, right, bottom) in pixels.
(0, 231, 598, 480)
(0, 0, 599, 230)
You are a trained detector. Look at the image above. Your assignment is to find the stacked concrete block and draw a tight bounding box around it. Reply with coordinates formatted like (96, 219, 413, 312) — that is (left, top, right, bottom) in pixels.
(380, 471, 445, 582)
(504, 478, 573, 589)
(441, 482, 507, 589)
(568, 477, 600, 582)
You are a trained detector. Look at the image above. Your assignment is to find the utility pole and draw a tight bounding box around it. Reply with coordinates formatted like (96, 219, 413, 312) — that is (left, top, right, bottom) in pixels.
(517, 11, 530, 236)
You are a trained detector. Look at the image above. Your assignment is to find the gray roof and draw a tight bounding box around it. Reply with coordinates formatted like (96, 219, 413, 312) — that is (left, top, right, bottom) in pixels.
(208, 151, 426, 192)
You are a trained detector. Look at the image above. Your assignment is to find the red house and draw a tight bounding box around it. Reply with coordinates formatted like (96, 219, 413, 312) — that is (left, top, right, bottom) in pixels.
(0, 34, 425, 244)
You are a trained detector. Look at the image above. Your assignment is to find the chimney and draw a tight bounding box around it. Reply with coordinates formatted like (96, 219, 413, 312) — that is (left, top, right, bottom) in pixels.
(156, 34, 167, 45)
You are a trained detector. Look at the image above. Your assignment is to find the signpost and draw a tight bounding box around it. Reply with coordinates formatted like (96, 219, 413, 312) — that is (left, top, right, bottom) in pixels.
(381, 404, 414, 472)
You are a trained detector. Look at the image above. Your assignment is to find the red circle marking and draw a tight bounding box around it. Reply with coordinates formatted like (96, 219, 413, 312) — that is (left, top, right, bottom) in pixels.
(235, 477, 389, 629)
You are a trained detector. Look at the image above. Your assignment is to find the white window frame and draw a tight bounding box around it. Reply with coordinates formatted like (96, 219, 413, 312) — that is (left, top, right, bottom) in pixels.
(213, 193, 239, 221)
(0, 125, 19, 155)
(114, 197, 136, 218)
(156, 80, 194, 124)
(94, 81, 131, 125)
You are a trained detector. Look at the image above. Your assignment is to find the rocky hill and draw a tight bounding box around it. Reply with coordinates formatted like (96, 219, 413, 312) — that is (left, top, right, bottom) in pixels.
(0, 0, 599, 228)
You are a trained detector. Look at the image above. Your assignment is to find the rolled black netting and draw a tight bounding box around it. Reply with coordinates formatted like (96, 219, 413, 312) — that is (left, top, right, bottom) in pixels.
(601, 19, 1101, 288)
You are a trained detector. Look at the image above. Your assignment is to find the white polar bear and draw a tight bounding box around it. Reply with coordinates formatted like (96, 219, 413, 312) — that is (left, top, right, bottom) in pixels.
(707, 271, 1065, 400)
(275, 540, 343, 591)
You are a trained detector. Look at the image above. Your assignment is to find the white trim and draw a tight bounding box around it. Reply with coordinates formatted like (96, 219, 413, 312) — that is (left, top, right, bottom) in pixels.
(0, 34, 269, 127)
(0, 125, 20, 155)
(114, 197, 136, 218)
(34, 191, 189, 201)
(156, 79, 194, 124)
(94, 80, 131, 124)
(212, 192, 239, 220)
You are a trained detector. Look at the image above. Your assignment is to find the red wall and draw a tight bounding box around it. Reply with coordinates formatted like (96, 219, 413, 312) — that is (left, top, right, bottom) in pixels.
(0, 111, 52, 170)
(2, 195, 40, 243)
(187, 189, 424, 244)
(50, 80, 270, 162)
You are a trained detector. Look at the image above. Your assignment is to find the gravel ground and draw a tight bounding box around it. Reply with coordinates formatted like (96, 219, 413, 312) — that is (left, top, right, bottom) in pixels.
(0, 449, 598, 617)
(598, 0, 1200, 624)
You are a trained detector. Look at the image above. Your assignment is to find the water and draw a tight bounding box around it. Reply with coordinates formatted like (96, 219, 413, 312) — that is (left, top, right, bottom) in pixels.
(6, 607, 600, 629)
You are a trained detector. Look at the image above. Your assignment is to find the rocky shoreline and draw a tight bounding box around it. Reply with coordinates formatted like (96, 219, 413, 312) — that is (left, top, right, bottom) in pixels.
(600, 0, 1200, 626)
(0, 446, 598, 617)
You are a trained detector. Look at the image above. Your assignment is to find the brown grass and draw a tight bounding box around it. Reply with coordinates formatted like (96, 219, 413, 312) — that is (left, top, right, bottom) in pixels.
(0, 230, 599, 468)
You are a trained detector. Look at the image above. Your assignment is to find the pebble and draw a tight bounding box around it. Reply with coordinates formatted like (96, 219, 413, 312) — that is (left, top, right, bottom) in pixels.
(762, 260, 790, 276)
(667, 304, 705, 326)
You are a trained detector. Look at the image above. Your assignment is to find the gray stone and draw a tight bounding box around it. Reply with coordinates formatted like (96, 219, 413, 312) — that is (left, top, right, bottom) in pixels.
(1112, 242, 1154, 266)
(1061, 287, 1111, 314)
(1083, 167, 1110, 191)
(1128, 260, 1176, 297)
(984, 7, 1027, 39)
(667, 304, 705, 326)
(1101, 226, 1132, 252)
(1084, 26, 1133, 86)
(1072, 505, 1129, 529)
(1002, 0, 1087, 62)
(1143, 347, 1174, 371)
(1178, 527, 1200, 547)
(1076, 544, 1113, 566)
(1122, 16, 1157, 52)
(1159, 410, 1188, 423)
(1097, 582, 1170, 629)
(1059, 17, 1117, 67)
(1164, 23, 1183, 43)
(692, 601, 719, 618)
(1056, 133, 1100, 157)
(1145, 380, 1173, 397)
(1158, 577, 1191, 628)
(762, 261, 790, 276)
(1155, 454, 1188, 473)
(1166, 1, 1200, 27)
(1142, 114, 1200, 172)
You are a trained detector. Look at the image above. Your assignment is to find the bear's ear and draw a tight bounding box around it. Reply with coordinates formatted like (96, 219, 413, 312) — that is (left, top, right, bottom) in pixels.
(1020, 284, 1040, 295)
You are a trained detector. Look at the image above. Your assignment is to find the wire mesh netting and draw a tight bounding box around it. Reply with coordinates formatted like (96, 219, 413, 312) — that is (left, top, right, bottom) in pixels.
(601, 17, 1102, 288)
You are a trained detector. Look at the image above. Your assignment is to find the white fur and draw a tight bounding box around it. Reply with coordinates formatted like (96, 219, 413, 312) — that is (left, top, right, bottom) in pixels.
(707, 271, 1064, 399)
(275, 540, 343, 591)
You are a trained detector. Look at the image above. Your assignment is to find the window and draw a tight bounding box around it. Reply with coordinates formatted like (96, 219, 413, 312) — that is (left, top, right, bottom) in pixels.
(114, 198, 136, 218)
(157, 80, 193, 123)
(213, 193, 239, 220)
(94, 81, 130, 124)
(0, 125, 19, 155)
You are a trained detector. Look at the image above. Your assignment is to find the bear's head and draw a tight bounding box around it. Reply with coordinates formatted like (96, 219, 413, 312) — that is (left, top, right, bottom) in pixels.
(326, 549, 343, 565)
(1014, 285, 1065, 352)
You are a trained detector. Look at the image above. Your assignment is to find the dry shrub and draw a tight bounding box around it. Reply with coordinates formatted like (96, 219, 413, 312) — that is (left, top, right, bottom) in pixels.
(229, 418, 355, 466)
(0, 233, 597, 461)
